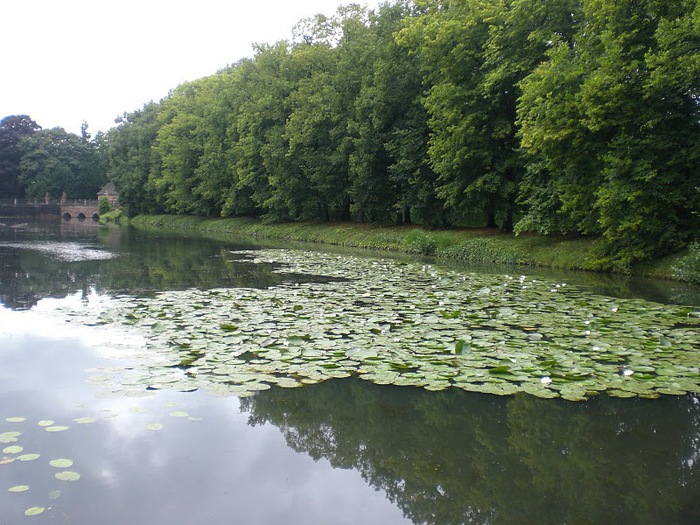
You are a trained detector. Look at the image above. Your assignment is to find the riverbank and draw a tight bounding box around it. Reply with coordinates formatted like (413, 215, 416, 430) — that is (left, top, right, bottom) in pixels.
(104, 213, 696, 281)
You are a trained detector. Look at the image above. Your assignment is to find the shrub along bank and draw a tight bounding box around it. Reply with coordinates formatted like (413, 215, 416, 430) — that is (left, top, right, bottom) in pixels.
(122, 215, 694, 282)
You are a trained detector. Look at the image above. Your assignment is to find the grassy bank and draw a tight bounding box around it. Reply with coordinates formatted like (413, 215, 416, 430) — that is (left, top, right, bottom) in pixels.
(122, 214, 689, 280)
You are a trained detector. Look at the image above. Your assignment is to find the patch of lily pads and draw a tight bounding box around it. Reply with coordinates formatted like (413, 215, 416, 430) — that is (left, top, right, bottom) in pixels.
(1, 420, 80, 518)
(59, 249, 700, 402)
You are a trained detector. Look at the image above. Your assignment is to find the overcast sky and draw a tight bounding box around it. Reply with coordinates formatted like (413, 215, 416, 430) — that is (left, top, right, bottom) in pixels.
(1, 0, 379, 136)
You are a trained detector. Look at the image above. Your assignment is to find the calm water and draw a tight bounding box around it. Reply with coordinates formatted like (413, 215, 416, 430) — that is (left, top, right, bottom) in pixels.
(1, 220, 699, 524)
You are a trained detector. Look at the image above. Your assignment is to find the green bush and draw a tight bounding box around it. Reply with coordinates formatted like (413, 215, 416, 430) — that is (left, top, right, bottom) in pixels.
(672, 242, 700, 284)
(441, 238, 526, 265)
(403, 230, 456, 256)
(99, 208, 125, 224)
(404, 230, 438, 255)
(98, 196, 112, 215)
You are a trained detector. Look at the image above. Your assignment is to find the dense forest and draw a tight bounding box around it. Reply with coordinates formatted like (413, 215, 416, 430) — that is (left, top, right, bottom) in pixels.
(2, 0, 699, 269)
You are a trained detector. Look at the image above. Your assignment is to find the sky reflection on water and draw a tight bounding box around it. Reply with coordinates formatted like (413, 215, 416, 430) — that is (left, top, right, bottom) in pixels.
(0, 334, 410, 525)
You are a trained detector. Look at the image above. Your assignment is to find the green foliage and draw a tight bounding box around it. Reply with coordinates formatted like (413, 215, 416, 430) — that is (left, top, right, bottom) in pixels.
(517, 0, 700, 266)
(403, 230, 454, 256)
(404, 230, 439, 255)
(106, 102, 164, 216)
(441, 238, 528, 266)
(673, 243, 700, 284)
(98, 208, 125, 224)
(97, 195, 111, 215)
(18, 126, 106, 199)
(0, 115, 41, 197)
(99, 0, 700, 268)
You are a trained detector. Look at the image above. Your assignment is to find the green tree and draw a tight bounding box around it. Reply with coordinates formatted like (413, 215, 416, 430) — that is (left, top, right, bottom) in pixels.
(18, 127, 106, 199)
(348, 1, 440, 225)
(517, 0, 700, 266)
(399, 0, 580, 230)
(226, 45, 298, 220)
(151, 79, 209, 214)
(0, 115, 40, 198)
(106, 102, 164, 216)
(398, 0, 510, 228)
(283, 35, 352, 220)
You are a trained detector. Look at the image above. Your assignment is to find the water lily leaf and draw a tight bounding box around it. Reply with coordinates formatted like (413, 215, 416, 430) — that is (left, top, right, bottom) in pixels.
(45, 426, 69, 432)
(49, 490, 62, 500)
(48, 248, 700, 401)
(17, 454, 41, 462)
(8, 485, 30, 492)
(146, 422, 164, 431)
(74, 417, 97, 424)
(3, 445, 23, 454)
(0, 431, 21, 443)
(55, 471, 81, 481)
(49, 459, 74, 468)
(169, 411, 190, 418)
(5, 417, 26, 423)
(25, 507, 45, 516)
(37, 420, 54, 427)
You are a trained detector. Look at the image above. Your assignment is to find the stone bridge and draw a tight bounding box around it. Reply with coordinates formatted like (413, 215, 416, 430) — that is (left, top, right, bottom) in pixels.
(61, 200, 99, 221)
(0, 199, 99, 221)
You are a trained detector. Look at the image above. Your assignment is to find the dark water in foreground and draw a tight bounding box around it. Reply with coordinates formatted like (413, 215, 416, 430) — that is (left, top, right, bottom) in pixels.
(0, 220, 699, 524)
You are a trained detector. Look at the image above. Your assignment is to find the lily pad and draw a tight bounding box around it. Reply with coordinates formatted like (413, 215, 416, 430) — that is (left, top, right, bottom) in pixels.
(8, 485, 30, 492)
(0, 431, 21, 443)
(74, 417, 97, 424)
(5, 417, 26, 423)
(55, 471, 81, 481)
(24, 507, 45, 516)
(146, 422, 164, 431)
(45, 426, 69, 432)
(49, 458, 74, 468)
(45, 249, 700, 401)
(3, 445, 23, 454)
(17, 454, 41, 462)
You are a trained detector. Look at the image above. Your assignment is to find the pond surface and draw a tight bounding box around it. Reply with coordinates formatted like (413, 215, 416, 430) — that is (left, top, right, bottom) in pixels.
(1, 220, 699, 524)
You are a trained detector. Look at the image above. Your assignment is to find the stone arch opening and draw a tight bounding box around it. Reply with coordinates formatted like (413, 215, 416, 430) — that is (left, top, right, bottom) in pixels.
(77, 213, 86, 221)
(62, 212, 72, 220)
(92, 213, 99, 221)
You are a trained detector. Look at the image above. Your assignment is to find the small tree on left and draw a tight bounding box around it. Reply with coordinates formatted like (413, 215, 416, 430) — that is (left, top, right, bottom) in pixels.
(0, 115, 41, 198)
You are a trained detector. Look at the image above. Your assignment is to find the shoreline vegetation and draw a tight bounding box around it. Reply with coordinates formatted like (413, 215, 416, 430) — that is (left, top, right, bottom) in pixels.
(3, 3, 698, 279)
(107, 212, 697, 282)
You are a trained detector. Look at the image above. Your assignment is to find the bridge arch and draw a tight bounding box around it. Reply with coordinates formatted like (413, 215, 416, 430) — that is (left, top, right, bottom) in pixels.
(63, 212, 71, 220)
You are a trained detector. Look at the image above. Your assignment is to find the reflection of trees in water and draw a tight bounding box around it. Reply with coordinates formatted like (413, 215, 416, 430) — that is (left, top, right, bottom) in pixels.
(0, 227, 342, 309)
(447, 260, 700, 307)
(0, 247, 84, 309)
(241, 379, 700, 525)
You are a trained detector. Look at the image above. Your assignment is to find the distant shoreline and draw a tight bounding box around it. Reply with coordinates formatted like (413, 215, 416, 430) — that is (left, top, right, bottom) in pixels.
(111, 214, 691, 282)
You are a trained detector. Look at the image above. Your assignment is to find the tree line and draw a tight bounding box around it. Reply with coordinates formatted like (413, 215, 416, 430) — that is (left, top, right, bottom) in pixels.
(3, 0, 699, 268)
